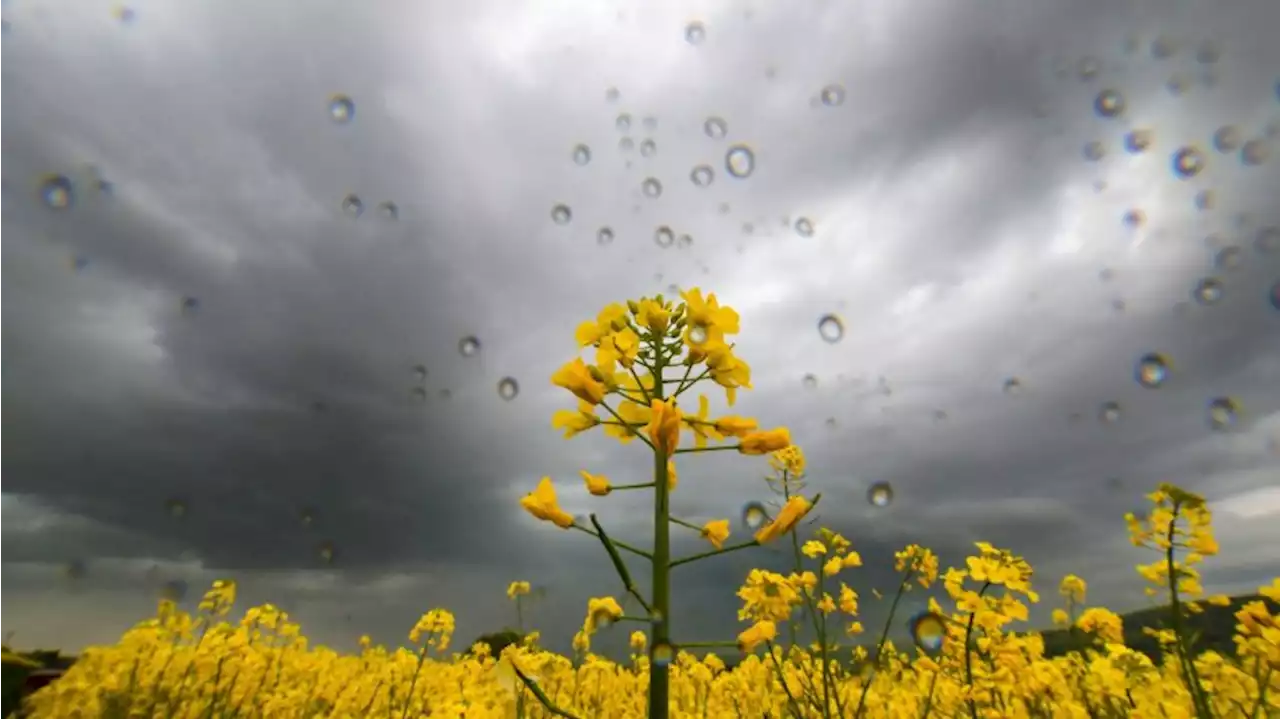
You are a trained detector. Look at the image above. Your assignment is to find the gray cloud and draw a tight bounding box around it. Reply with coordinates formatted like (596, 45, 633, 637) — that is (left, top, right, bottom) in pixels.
(3, 0, 1279, 658)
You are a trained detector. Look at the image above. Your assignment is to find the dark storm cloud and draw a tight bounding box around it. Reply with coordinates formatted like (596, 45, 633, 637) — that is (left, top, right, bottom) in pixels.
(3, 0, 1279, 657)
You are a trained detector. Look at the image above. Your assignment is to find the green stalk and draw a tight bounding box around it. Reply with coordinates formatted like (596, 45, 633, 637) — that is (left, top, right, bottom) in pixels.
(649, 346, 672, 719)
(1163, 505, 1214, 719)
(669, 540, 759, 568)
(963, 582, 992, 719)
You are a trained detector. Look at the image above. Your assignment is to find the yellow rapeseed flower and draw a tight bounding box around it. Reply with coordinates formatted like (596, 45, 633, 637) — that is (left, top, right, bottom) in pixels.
(580, 470, 612, 496)
(551, 357, 606, 405)
(737, 620, 776, 653)
(701, 519, 730, 550)
(520, 478, 575, 529)
(647, 398, 681, 455)
(738, 427, 791, 455)
(754, 495, 812, 544)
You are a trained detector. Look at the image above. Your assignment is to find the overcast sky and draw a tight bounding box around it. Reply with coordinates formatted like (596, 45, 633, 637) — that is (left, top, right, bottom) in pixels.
(2, 0, 1278, 658)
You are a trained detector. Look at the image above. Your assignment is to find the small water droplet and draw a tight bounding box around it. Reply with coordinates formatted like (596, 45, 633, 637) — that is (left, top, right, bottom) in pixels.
(341, 194, 364, 217)
(1172, 146, 1206, 178)
(676, 233, 693, 249)
(616, 113, 632, 132)
(639, 139, 657, 158)
(908, 611, 946, 654)
(299, 508, 315, 527)
(1124, 129, 1153, 153)
(1166, 74, 1190, 96)
(1098, 401, 1122, 424)
(703, 117, 728, 139)
(684, 21, 706, 45)
(619, 137, 635, 153)
(459, 336, 481, 357)
(688, 324, 708, 345)
(794, 217, 815, 237)
(378, 201, 399, 220)
(1255, 227, 1279, 255)
(413, 365, 428, 382)
(817, 314, 844, 343)
(1082, 141, 1106, 161)
(725, 144, 756, 178)
(651, 641, 675, 666)
(1212, 126, 1241, 153)
(605, 87, 620, 103)
(1135, 353, 1171, 388)
(494, 377, 519, 401)
(39, 174, 74, 210)
(180, 296, 200, 315)
(690, 165, 714, 187)
(1122, 209, 1146, 229)
(867, 482, 894, 508)
(1241, 138, 1270, 166)
(165, 498, 187, 518)
(597, 227, 615, 246)
(819, 84, 846, 106)
(741, 501, 769, 530)
(1195, 190, 1215, 211)
(1094, 89, 1126, 118)
(654, 226, 675, 248)
(1002, 377, 1023, 395)
(1214, 246, 1242, 271)
(317, 541, 336, 564)
(572, 144, 592, 165)
(551, 204, 572, 225)
(1192, 277, 1224, 305)
(1077, 56, 1100, 80)
(1207, 397, 1240, 431)
(328, 95, 355, 124)
(1196, 40, 1221, 64)
(411, 387, 427, 402)
(1151, 35, 1176, 59)
(802, 374, 818, 390)
(642, 178, 663, 198)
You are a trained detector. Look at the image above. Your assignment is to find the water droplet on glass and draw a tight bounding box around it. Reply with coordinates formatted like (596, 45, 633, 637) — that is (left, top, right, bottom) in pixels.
(1195, 190, 1215, 211)
(597, 227, 614, 246)
(459, 336, 481, 357)
(1082, 141, 1106, 161)
(654, 226, 675, 248)
(551, 204, 572, 225)
(318, 541, 336, 564)
(1241, 138, 1270, 166)
(411, 387, 427, 402)
(1207, 397, 1240, 431)
(908, 611, 946, 654)
(802, 374, 818, 390)
(165, 498, 187, 518)
(741, 501, 769, 530)
(725, 145, 756, 179)
(1124, 129, 1153, 153)
(1166, 75, 1190, 96)
(498, 377, 519, 400)
(39, 174, 74, 210)
(64, 559, 88, 581)
(300, 508, 315, 527)
(1094, 89, 1125, 118)
(651, 641, 675, 666)
(1213, 125, 1241, 153)
(113, 6, 136, 23)
(1192, 277, 1224, 305)
(328, 95, 355, 124)
(180, 296, 200, 315)
(1122, 209, 1146, 229)
(605, 87, 620, 103)
(341, 194, 364, 218)
(642, 178, 663, 198)
(867, 482, 894, 508)
(703, 116, 728, 139)
(1172, 146, 1206, 178)
(1076, 56, 1100, 80)
(572, 144, 592, 166)
(820, 84, 846, 107)
(1098, 401, 1122, 424)
(817, 314, 844, 343)
(676, 233, 693, 249)
(1135, 353, 1171, 388)
(794, 217, 815, 237)
(1196, 40, 1221, 64)
(616, 113, 632, 132)
(1214, 246, 1242, 271)
(1254, 226, 1279, 255)
(377, 201, 398, 221)
(688, 324, 708, 345)
(684, 21, 706, 45)
(640, 139, 657, 158)
(690, 165, 714, 187)
(413, 364, 428, 382)
(591, 608, 616, 630)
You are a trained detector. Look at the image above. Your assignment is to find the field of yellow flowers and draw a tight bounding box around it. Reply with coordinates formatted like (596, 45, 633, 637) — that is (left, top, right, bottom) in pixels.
(17, 290, 1280, 719)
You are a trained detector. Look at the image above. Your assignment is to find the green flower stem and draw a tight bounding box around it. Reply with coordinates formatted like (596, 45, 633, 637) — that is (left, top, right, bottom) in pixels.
(625, 365, 653, 404)
(649, 351, 672, 719)
(673, 445, 740, 455)
(763, 640, 807, 719)
(675, 368, 713, 396)
(854, 567, 918, 719)
(962, 581, 992, 719)
(669, 364, 694, 395)
(590, 515, 654, 616)
(1164, 503, 1214, 719)
(599, 402, 656, 451)
(514, 665, 582, 719)
(668, 516, 704, 532)
(611, 483, 656, 491)
(615, 616, 656, 623)
(570, 525, 651, 560)
(669, 540, 760, 569)
(676, 640, 740, 649)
